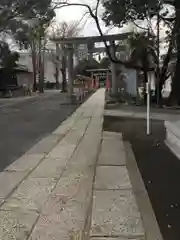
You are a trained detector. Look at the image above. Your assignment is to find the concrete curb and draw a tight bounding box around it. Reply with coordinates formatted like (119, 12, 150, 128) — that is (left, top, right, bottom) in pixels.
(124, 141, 163, 240)
(104, 109, 179, 121)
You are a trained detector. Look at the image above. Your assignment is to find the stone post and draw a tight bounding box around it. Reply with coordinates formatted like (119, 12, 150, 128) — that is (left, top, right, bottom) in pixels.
(61, 44, 67, 92)
(110, 41, 118, 96)
(66, 44, 74, 97)
(55, 43, 60, 89)
(74, 44, 80, 67)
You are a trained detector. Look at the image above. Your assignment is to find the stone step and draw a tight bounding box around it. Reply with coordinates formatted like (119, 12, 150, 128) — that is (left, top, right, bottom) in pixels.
(90, 131, 145, 240)
(91, 190, 145, 238)
(98, 135, 126, 166)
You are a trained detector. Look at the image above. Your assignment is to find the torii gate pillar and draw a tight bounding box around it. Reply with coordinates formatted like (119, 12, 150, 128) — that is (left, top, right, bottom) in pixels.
(66, 44, 74, 97)
(110, 41, 118, 96)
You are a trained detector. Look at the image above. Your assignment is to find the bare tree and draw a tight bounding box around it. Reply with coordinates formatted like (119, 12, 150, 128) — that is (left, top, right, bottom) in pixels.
(49, 20, 82, 91)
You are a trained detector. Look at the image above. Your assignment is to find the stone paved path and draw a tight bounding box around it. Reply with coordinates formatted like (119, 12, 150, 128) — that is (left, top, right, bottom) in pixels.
(0, 89, 145, 240)
(91, 131, 145, 240)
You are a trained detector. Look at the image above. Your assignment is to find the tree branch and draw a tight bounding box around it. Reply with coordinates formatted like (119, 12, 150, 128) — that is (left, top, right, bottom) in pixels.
(52, 1, 149, 71)
(75, 10, 91, 30)
(95, 0, 100, 17)
(159, 19, 177, 84)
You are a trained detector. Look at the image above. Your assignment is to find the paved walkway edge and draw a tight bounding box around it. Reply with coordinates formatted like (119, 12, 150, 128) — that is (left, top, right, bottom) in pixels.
(125, 141, 163, 240)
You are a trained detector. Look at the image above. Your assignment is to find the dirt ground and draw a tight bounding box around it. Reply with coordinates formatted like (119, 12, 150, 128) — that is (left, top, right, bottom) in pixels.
(103, 116, 180, 240)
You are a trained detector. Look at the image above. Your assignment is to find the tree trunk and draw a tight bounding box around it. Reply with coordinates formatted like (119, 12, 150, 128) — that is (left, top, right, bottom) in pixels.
(61, 52, 67, 92)
(55, 66, 60, 89)
(38, 37, 44, 93)
(55, 43, 60, 89)
(31, 42, 37, 92)
(158, 37, 174, 105)
(169, 1, 180, 104)
(136, 71, 141, 105)
(142, 50, 148, 104)
(40, 52, 45, 93)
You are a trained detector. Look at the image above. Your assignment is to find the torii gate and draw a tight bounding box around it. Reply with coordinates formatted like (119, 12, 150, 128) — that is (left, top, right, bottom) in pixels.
(52, 33, 130, 99)
(86, 68, 111, 88)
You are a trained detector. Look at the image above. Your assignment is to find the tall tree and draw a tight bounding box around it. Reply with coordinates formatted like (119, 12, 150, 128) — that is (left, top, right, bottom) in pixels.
(12, 3, 55, 92)
(0, 0, 54, 32)
(102, 0, 180, 104)
(128, 32, 158, 100)
(0, 41, 19, 88)
(169, 0, 180, 104)
(74, 58, 101, 77)
(100, 57, 111, 69)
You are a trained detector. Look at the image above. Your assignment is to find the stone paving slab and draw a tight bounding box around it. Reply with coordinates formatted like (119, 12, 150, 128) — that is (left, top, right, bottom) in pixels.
(47, 141, 76, 160)
(93, 106, 104, 118)
(91, 190, 145, 238)
(0, 208, 39, 240)
(6, 154, 45, 172)
(70, 134, 101, 168)
(95, 166, 132, 190)
(71, 117, 91, 132)
(86, 118, 103, 135)
(102, 131, 122, 140)
(30, 157, 67, 179)
(53, 124, 71, 136)
(52, 116, 76, 136)
(2, 178, 57, 211)
(52, 167, 93, 204)
(27, 134, 62, 154)
(29, 212, 84, 240)
(0, 171, 27, 199)
(42, 190, 89, 216)
(98, 139, 126, 166)
(47, 129, 84, 160)
(82, 109, 94, 118)
(63, 129, 84, 145)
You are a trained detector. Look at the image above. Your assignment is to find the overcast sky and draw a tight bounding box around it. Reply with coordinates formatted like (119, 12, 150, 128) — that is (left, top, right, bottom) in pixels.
(54, 0, 130, 36)
(7, 0, 168, 54)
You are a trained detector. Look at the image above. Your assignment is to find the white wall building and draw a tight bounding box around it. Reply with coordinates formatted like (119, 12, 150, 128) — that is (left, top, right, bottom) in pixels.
(18, 52, 63, 83)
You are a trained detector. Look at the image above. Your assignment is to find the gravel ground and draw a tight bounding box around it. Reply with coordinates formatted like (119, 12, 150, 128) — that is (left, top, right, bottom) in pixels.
(104, 116, 180, 240)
